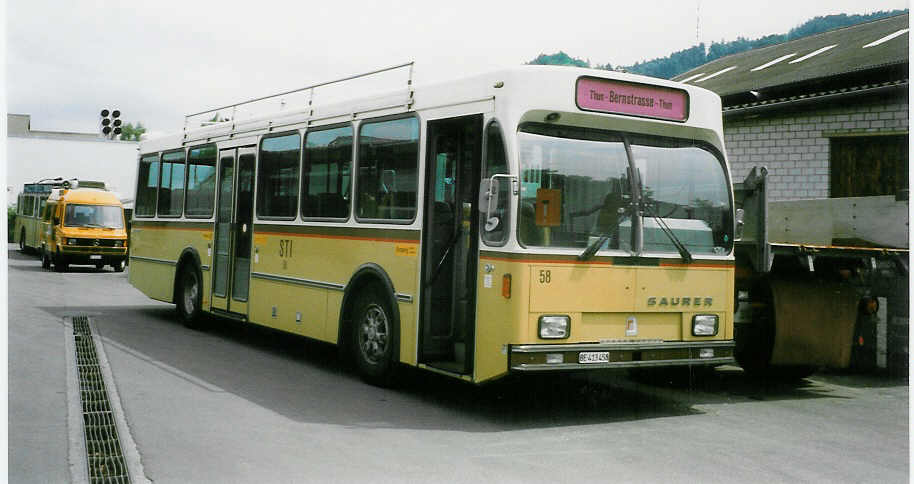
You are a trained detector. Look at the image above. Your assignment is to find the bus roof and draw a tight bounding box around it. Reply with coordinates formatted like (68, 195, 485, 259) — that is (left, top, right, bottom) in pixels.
(140, 65, 724, 153)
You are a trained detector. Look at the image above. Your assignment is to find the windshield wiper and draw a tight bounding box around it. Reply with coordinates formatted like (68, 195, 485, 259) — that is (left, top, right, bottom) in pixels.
(577, 233, 612, 261)
(642, 202, 693, 263)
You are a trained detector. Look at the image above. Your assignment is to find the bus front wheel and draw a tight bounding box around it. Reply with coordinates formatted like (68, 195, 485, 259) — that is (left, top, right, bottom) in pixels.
(352, 287, 399, 386)
(176, 264, 204, 329)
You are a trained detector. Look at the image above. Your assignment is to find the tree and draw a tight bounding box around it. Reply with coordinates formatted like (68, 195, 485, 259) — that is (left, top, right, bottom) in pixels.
(526, 51, 590, 68)
(119, 122, 147, 142)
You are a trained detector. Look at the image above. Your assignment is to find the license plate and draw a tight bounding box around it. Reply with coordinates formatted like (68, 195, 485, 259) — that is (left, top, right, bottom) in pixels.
(579, 351, 609, 364)
(90, 255, 102, 260)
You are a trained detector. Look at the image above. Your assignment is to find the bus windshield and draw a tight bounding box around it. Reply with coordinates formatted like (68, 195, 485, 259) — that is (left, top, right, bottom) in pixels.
(518, 124, 732, 256)
(64, 204, 125, 228)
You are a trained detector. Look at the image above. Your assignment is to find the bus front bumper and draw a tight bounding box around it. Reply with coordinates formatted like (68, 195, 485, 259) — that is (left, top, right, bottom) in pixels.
(509, 340, 735, 371)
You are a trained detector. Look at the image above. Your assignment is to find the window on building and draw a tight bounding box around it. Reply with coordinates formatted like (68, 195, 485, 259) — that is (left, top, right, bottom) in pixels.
(158, 150, 186, 217)
(258, 133, 301, 219)
(136, 154, 160, 216)
(356, 116, 419, 221)
(830, 134, 909, 198)
(185, 144, 218, 217)
(302, 125, 352, 219)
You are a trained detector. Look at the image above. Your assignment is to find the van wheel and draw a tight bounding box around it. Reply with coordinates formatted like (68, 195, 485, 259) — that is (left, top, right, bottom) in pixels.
(352, 286, 399, 386)
(176, 264, 204, 328)
(54, 250, 68, 272)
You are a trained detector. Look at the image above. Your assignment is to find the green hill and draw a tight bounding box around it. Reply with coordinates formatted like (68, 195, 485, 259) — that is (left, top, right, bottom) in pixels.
(526, 10, 907, 79)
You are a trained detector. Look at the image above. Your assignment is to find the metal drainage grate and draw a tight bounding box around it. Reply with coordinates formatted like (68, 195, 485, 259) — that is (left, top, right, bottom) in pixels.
(72, 315, 131, 484)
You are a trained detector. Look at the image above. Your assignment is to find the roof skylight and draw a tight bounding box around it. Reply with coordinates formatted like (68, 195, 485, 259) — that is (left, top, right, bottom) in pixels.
(750, 53, 797, 71)
(693, 66, 737, 83)
(862, 28, 909, 48)
(788, 44, 838, 63)
(679, 72, 706, 83)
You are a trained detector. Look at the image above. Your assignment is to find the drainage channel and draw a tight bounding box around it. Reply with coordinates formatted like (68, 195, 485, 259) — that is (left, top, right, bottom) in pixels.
(72, 315, 131, 484)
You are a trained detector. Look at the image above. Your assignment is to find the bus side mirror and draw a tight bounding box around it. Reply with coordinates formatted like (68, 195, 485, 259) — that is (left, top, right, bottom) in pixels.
(478, 179, 499, 212)
(478, 178, 500, 232)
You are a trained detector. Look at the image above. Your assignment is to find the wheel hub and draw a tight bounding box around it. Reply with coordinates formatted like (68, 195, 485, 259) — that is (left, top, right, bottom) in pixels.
(359, 304, 388, 364)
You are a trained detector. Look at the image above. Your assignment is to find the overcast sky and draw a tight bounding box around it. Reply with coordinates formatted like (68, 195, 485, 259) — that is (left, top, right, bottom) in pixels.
(7, 0, 908, 137)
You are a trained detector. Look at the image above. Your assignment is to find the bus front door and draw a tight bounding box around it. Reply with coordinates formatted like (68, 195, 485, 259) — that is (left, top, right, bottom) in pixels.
(419, 115, 482, 375)
(211, 147, 256, 317)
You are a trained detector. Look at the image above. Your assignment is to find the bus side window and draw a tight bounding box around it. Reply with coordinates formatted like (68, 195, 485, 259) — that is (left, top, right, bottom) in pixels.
(302, 124, 352, 219)
(356, 116, 419, 222)
(481, 121, 510, 245)
(136, 154, 160, 217)
(158, 150, 186, 217)
(185, 144, 217, 218)
(257, 132, 301, 219)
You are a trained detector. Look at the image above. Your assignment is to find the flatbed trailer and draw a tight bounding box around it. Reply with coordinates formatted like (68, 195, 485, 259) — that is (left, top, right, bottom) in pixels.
(733, 166, 908, 377)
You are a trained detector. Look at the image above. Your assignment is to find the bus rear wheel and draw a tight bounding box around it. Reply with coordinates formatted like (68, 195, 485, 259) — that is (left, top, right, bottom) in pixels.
(176, 264, 204, 329)
(352, 287, 399, 386)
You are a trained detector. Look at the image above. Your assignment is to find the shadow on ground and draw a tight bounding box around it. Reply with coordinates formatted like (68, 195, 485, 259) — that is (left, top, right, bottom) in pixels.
(42, 303, 903, 432)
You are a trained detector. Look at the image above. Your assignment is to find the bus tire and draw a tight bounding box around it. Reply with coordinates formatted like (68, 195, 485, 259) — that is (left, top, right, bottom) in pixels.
(113, 259, 126, 272)
(176, 264, 204, 329)
(41, 249, 51, 270)
(352, 287, 399, 386)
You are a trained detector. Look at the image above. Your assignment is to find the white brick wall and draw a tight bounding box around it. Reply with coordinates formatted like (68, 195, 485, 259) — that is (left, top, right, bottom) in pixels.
(724, 98, 909, 200)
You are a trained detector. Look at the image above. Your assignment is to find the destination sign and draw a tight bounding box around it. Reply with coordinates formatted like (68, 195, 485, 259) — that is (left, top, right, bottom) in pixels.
(576, 77, 689, 122)
(23, 183, 53, 193)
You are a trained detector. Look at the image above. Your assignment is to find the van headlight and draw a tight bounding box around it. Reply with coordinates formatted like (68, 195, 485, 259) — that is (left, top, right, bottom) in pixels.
(692, 314, 719, 336)
(539, 315, 570, 339)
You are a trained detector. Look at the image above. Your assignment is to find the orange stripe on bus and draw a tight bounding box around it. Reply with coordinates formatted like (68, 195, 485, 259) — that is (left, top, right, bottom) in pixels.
(252, 231, 418, 244)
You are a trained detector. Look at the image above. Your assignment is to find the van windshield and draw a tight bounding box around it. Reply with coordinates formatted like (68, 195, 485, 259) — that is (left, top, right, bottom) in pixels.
(64, 204, 124, 228)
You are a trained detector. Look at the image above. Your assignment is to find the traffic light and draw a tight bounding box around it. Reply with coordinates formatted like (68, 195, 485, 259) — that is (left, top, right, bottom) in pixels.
(99, 109, 122, 139)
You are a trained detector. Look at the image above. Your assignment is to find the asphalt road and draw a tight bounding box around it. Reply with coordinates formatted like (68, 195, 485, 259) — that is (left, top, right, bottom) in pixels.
(8, 244, 910, 483)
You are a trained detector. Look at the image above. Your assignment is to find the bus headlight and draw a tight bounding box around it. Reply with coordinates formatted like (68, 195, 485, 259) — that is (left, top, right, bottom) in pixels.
(539, 315, 570, 339)
(67, 238, 78, 245)
(692, 314, 719, 336)
(114, 240, 123, 247)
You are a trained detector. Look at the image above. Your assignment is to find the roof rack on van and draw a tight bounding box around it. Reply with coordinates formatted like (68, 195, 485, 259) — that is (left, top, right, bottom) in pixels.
(183, 61, 415, 132)
(28, 178, 107, 192)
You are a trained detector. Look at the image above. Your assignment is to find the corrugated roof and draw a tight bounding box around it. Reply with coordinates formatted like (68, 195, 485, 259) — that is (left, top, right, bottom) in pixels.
(673, 14, 908, 97)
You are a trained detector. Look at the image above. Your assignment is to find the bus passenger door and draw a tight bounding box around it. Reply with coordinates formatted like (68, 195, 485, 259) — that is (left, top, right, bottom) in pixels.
(211, 147, 256, 317)
(419, 115, 482, 375)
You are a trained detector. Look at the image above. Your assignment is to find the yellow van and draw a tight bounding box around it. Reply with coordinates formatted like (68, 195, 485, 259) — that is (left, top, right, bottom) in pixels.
(40, 180, 128, 272)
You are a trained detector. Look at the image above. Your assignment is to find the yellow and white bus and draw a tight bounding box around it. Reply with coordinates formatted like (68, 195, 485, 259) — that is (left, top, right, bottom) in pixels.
(129, 64, 736, 385)
(15, 180, 56, 253)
